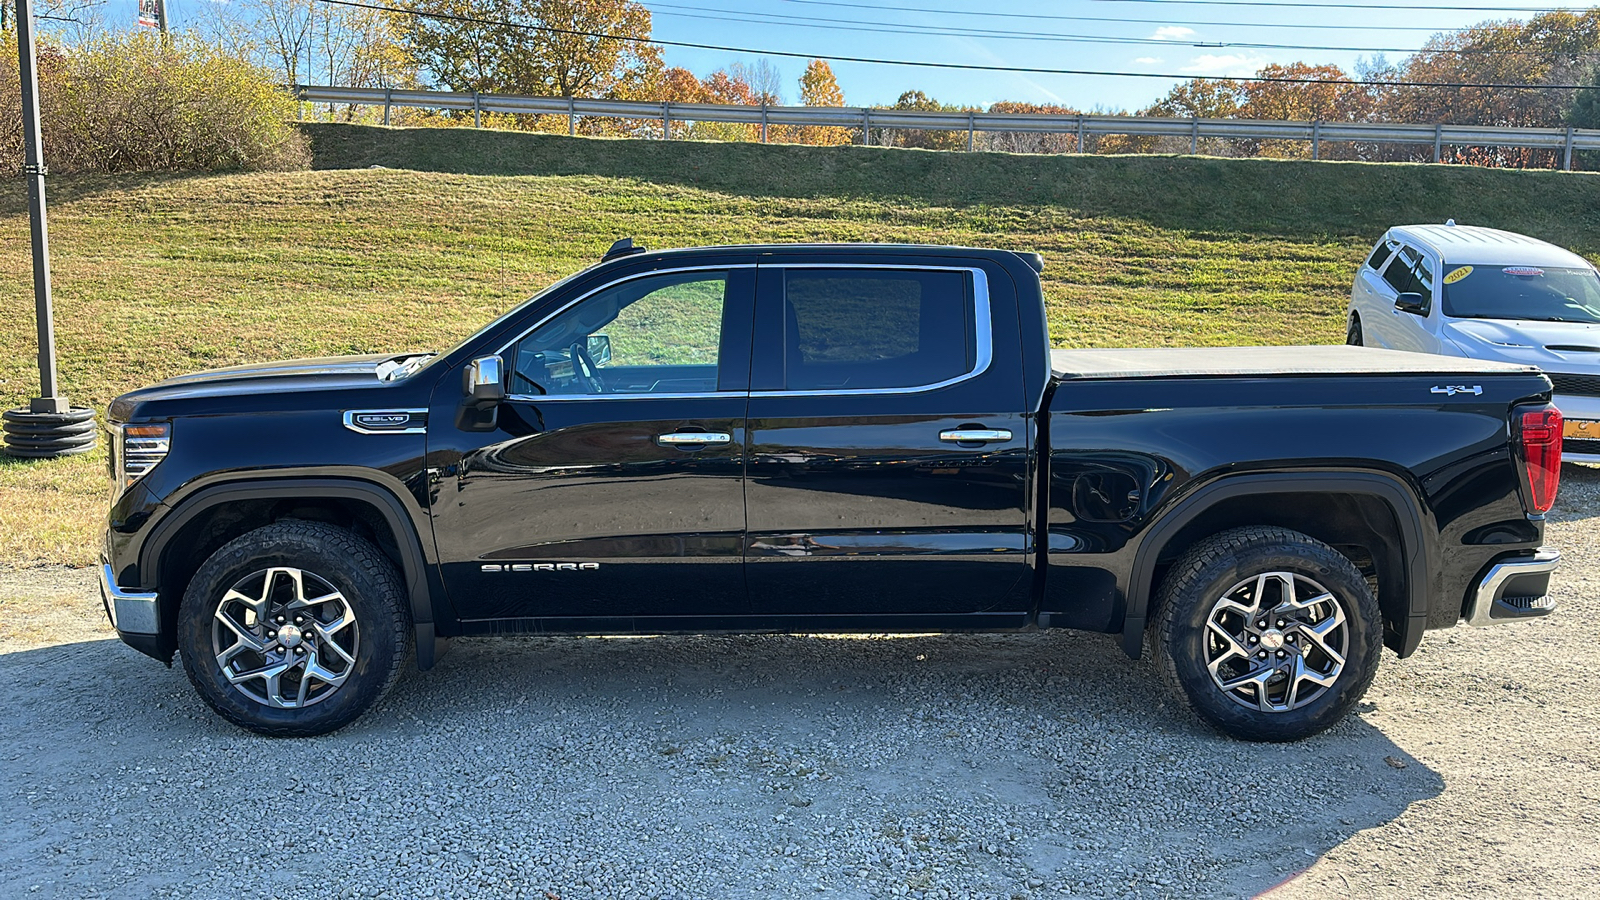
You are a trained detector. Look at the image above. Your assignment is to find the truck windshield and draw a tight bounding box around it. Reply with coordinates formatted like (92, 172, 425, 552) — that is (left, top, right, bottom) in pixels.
(1442, 264, 1600, 323)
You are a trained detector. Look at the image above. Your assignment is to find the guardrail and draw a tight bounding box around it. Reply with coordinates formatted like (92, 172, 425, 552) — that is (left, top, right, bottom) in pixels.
(297, 84, 1600, 170)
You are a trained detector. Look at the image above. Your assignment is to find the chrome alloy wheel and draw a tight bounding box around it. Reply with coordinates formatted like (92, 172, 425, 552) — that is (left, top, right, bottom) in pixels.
(1204, 571, 1349, 713)
(210, 567, 359, 709)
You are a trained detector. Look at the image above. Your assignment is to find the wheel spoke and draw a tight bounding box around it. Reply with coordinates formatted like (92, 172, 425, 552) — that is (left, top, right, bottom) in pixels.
(1299, 612, 1348, 669)
(213, 608, 265, 652)
(1218, 665, 1278, 711)
(1206, 620, 1250, 670)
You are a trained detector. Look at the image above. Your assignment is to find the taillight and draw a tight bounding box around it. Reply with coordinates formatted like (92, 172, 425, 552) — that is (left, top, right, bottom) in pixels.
(1517, 406, 1562, 515)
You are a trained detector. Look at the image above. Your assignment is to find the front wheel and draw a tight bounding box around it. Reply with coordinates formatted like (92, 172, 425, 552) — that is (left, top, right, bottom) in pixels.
(178, 520, 411, 737)
(1151, 526, 1382, 742)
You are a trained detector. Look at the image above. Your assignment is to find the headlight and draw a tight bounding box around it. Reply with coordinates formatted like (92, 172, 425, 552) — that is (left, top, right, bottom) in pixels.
(108, 421, 170, 493)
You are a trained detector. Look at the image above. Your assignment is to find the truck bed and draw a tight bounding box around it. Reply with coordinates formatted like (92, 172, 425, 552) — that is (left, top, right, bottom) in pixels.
(1051, 345, 1539, 381)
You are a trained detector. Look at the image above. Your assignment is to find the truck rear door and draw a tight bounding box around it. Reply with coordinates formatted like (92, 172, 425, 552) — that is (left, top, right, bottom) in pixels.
(743, 253, 1034, 623)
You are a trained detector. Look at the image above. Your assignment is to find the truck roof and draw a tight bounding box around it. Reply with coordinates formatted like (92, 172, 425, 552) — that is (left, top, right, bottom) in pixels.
(1050, 345, 1539, 380)
(1390, 224, 1591, 269)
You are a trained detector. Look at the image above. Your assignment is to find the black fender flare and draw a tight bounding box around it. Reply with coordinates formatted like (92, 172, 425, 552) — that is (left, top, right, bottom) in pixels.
(141, 477, 441, 670)
(1121, 471, 1431, 660)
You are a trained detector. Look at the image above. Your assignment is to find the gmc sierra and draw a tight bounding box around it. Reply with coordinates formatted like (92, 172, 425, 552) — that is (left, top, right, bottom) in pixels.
(100, 241, 1564, 741)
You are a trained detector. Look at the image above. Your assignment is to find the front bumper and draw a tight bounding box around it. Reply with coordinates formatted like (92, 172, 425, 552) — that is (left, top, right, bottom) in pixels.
(1463, 547, 1561, 627)
(99, 562, 160, 634)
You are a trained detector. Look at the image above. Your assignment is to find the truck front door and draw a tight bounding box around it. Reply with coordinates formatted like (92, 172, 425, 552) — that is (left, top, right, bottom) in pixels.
(743, 257, 1034, 623)
(429, 261, 755, 622)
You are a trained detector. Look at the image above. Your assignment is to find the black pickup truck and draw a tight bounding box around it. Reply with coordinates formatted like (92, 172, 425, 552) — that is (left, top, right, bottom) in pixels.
(101, 242, 1564, 741)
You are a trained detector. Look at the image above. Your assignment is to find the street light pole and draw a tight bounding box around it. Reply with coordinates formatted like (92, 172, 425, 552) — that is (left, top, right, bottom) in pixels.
(3, 0, 97, 458)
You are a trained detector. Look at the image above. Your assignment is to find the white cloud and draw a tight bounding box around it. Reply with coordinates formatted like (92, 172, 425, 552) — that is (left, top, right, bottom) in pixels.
(1182, 53, 1271, 77)
(1151, 26, 1197, 41)
(1134, 57, 1164, 65)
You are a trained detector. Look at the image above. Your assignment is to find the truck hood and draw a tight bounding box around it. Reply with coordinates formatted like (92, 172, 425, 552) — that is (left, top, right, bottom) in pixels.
(1445, 320, 1600, 368)
(108, 353, 428, 420)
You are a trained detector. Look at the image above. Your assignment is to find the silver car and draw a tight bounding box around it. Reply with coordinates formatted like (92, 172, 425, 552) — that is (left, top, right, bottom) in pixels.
(1347, 222, 1600, 462)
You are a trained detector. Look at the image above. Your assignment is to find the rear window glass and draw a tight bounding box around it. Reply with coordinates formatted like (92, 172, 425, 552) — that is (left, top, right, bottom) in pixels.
(1365, 242, 1391, 271)
(1442, 265, 1600, 323)
(782, 269, 976, 391)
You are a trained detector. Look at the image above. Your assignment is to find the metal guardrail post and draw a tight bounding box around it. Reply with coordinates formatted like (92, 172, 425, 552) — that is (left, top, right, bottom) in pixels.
(1312, 121, 1321, 160)
(662, 102, 671, 140)
(568, 96, 575, 135)
(1565, 127, 1575, 171)
(1190, 118, 1198, 155)
(383, 89, 392, 127)
(473, 92, 481, 129)
(1433, 124, 1442, 163)
(967, 111, 975, 152)
(863, 109, 870, 146)
(761, 105, 769, 143)
(1076, 116, 1085, 154)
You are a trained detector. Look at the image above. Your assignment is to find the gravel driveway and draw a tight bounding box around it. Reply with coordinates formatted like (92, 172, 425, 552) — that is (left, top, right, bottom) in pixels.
(2, 467, 1598, 900)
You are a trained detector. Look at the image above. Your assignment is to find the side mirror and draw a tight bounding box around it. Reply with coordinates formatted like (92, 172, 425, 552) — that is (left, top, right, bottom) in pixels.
(586, 334, 612, 367)
(1395, 292, 1427, 315)
(464, 355, 505, 405)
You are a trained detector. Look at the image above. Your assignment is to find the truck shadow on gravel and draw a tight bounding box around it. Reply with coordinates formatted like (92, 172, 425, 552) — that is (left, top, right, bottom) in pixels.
(3, 631, 1440, 899)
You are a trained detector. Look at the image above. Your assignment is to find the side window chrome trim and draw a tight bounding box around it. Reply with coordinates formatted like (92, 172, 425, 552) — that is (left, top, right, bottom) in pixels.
(749, 264, 993, 398)
(505, 391, 747, 402)
(492, 263, 756, 358)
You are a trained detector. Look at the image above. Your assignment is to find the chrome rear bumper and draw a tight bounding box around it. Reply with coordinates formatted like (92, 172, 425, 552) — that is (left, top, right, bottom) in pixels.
(1464, 547, 1561, 627)
(99, 563, 160, 634)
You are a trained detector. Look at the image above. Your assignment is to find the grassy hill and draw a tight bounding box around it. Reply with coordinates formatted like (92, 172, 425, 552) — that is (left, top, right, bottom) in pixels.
(3, 122, 1600, 568)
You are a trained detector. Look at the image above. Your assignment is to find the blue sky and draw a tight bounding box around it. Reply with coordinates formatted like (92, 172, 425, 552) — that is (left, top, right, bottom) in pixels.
(124, 0, 1576, 111)
(643, 0, 1576, 111)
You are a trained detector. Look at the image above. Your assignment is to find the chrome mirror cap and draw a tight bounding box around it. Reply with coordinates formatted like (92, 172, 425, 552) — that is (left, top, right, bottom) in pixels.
(465, 355, 505, 403)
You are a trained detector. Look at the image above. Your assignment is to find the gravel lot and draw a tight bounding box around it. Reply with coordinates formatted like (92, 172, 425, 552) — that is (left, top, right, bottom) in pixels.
(2, 467, 1598, 900)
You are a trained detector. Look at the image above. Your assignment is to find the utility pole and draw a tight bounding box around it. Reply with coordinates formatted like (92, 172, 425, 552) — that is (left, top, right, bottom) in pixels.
(3, 0, 97, 458)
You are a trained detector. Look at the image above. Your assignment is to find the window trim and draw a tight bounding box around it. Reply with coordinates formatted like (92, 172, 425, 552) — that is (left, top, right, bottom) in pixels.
(497, 263, 754, 402)
(749, 264, 993, 398)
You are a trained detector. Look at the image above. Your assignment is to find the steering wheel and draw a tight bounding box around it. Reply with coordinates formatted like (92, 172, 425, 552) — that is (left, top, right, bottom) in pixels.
(569, 340, 605, 394)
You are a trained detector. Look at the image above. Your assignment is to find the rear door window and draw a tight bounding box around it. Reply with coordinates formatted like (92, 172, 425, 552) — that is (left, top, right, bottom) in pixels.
(777, 268, 977, 391)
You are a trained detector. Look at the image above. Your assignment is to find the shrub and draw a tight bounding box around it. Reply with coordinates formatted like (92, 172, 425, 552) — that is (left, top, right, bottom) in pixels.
(0, 31, 309, 174)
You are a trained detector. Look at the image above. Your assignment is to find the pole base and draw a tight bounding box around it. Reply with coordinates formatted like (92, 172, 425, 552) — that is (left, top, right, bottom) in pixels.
(3, 406, 97, 458)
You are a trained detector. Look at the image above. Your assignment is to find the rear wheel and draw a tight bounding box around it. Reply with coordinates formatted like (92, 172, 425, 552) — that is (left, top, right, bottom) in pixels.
(178, 520, 411, 737)
(1346, 315, 1363, 346)
(1151, 527, 1382, 742)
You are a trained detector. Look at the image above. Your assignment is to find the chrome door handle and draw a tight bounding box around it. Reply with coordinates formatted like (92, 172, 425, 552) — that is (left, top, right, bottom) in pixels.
(939, 429, 1012, 443)
(657, 431, 732, 446)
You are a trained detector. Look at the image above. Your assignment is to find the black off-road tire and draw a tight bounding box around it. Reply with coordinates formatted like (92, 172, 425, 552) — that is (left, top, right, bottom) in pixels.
(178, 520, 411, 737)
(1150, 526, 1383, 742)
(1346, 315, 1363, 346)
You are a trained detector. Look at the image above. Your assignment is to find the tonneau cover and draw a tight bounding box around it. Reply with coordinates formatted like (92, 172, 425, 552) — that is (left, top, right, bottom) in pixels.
(1051, 345, 1540, 380)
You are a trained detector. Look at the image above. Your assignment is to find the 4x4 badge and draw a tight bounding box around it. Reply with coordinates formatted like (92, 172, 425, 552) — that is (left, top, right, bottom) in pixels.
(1430, 385, 1483, 397)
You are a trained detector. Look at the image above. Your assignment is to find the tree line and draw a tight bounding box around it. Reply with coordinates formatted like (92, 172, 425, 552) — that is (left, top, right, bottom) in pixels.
(24, 0, 1600, 165)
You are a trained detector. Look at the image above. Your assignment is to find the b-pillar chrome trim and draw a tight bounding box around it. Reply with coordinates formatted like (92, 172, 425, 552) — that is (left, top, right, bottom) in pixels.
(100, 563, 161, 634)
(1464, 547, 1561, 627)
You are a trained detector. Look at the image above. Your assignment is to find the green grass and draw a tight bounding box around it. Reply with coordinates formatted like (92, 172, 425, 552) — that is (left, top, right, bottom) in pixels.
(4, 122, 1600, 568)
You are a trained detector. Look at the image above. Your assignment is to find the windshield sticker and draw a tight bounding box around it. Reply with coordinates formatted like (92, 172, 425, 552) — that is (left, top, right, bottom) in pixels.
(1503, 266, 1545, 277)
(1443, 266, 1473, 284)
